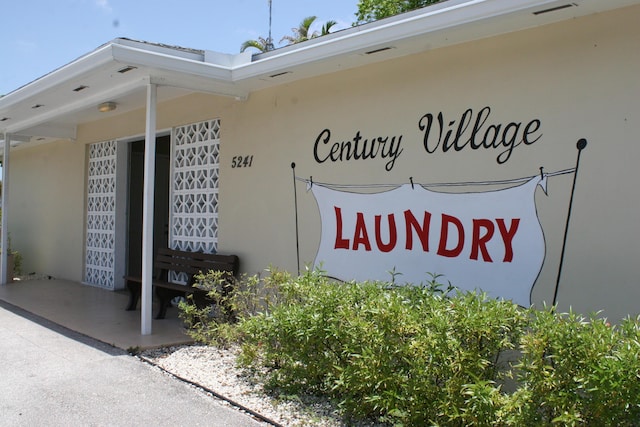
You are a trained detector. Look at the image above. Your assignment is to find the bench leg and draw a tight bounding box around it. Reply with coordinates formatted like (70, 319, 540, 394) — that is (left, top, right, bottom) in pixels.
(125, 281, 141, 311)
(155, 288, 170, 319)
(156, 301, 170, 319)
(155, 287, 184, 319)
(192, 291, 208, 311)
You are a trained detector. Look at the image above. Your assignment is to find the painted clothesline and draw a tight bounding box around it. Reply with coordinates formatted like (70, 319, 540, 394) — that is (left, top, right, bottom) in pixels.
(294, 167, 576, 190)
(291, 165, 575, 305)
(306, 175, 547, 306)
(291, 138, 587, 306)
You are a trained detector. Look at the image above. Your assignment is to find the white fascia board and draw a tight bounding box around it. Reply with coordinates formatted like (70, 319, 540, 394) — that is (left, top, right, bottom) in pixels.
(111, 43, 248, 98)
(3, 77, 148, 134)
(0, 40, 241, 113)
(204, 50, 252, 67)
(111, 43, 233, 84)
(231, 0, 566, 81)
(0, 43, 116, 107)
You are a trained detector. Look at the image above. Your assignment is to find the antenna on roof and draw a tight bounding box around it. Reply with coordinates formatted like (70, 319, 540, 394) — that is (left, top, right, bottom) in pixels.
(267, 0, 275, 51)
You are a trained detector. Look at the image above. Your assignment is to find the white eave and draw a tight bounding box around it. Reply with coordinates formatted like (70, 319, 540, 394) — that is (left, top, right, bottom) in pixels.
(0, 39, 248, 146)
(234, 0, 640, 85)
(1, 0, 638, 147)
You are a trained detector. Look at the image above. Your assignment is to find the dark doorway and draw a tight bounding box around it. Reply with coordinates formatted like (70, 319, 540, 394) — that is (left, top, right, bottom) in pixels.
(127, 135, 171, 277)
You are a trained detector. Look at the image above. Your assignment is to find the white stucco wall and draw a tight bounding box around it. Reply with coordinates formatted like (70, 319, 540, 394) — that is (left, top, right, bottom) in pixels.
(8, 140, 86, 281)
(219, 4, 640, 321)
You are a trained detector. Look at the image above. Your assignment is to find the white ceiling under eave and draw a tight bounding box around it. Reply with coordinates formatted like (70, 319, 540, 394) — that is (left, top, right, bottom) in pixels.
(1, 0, 638, 148)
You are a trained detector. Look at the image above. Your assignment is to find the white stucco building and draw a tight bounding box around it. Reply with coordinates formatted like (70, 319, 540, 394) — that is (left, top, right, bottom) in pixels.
(2, 0, 639, 333)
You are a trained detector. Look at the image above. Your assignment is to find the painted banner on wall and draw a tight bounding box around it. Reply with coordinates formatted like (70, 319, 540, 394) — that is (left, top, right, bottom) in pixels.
(311, 177, 547, 306)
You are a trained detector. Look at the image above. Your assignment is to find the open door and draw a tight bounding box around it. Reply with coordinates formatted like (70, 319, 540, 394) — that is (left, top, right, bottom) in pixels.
(127, 135, 170, 277)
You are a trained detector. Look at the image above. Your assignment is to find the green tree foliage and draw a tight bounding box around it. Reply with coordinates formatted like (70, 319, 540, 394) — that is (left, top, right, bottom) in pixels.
(356, 0, 442, 24)
(321, 20, 338, 37)
(243, 16, 338, 53)
(240, 37, 275, 53)
(280, 16, 337, 45)
(281, 16, 319, 45)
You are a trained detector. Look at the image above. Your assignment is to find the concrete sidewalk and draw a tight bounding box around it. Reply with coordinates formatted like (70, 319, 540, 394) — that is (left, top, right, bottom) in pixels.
(0, 301, 265, 426)
(0, 279, 192, 350)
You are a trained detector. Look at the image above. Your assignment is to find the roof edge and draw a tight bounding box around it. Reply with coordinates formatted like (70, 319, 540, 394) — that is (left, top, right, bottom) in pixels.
(1, 42, 116, 105)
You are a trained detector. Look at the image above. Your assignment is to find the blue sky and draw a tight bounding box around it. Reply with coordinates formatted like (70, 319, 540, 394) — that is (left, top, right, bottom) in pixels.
(0, 0, 358, 95)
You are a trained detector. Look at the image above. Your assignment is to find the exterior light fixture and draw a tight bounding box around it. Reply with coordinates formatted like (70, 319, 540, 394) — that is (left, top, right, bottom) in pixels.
(98, 102, 117, 113)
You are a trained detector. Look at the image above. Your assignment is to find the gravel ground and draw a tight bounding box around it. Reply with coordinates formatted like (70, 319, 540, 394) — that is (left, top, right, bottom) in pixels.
(140, 344, 386, 427)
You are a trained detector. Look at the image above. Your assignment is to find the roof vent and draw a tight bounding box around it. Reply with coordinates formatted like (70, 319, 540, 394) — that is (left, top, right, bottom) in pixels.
(31, 104, 44, 109)
(269, 71, 292, 78)
(0, 117, 10, 122)
(533, 4, 575, 15)
(365, 46, 394, 55)
(118, 66, 137, 74)
(73, 85, 89, 92)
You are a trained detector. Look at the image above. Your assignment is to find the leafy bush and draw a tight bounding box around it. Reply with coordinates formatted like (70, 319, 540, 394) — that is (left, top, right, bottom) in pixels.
(180, 268, 640, 426)
(179, 267, 291, 347)
(503, 310, 640, 426)
(237, 270, 526, 425)
(1, 233, 23, 277)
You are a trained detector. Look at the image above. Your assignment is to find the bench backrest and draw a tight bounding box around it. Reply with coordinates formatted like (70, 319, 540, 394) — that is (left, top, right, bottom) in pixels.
(154, 247, 239, 285)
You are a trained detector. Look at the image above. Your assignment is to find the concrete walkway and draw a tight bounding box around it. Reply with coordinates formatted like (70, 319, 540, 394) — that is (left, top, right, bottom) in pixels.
(0, 279, 192, 350)
(0, 301, 265, 426)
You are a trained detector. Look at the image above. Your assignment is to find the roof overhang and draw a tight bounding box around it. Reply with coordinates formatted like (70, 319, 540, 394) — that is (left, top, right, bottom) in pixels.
(0, 39, 250, 147)
(1, 0, 638, 148)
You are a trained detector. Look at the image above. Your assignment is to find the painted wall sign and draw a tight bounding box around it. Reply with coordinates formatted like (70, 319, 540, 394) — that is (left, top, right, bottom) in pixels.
(311, 177, 547, 306)
(313, 129, 404, 172)
(312, 106, 542, 170)
(419, 106, 543, 164)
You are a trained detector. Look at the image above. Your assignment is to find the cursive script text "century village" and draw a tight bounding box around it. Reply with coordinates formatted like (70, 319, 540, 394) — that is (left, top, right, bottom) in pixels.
(313, 106, 543, 170)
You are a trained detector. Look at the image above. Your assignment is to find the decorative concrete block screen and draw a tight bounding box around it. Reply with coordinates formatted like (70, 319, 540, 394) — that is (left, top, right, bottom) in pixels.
(85, 140, 117, 289)
(170, 119, 220, 256)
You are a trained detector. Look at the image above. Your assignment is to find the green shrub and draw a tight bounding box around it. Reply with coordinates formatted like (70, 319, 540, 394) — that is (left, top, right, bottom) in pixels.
(237, 270, 527, 425)
(503, 310, 640, 426)
(180, 268, 640, 426)
(179, 267, 291, 347)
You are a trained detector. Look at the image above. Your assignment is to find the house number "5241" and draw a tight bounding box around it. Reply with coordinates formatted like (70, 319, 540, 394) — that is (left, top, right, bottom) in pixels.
(231, 155, 254, 168)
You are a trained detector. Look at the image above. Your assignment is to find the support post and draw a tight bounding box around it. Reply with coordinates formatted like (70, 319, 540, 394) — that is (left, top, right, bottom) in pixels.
(1, 133, 10, 285)
(141, 83, 157, 335)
